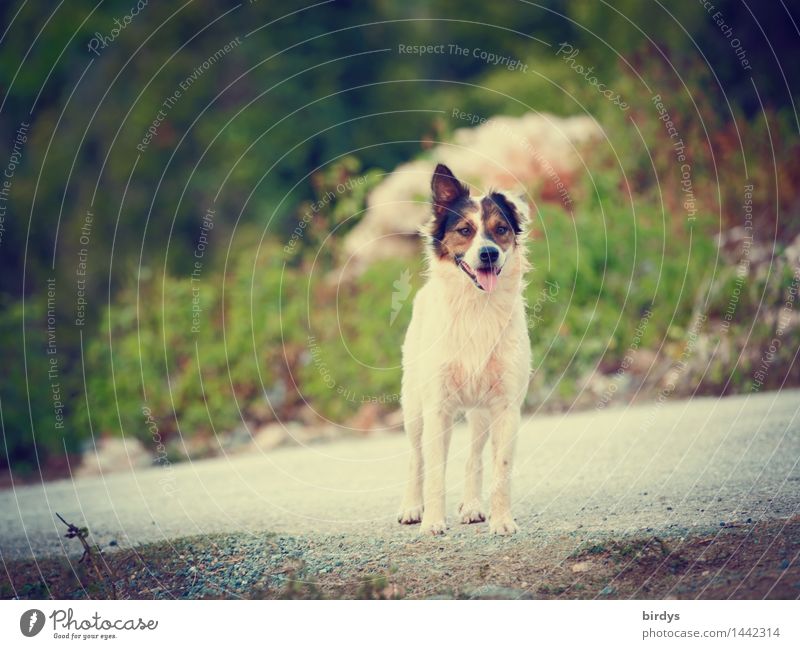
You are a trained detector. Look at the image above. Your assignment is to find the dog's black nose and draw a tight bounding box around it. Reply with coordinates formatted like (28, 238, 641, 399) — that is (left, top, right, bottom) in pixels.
(478, 246, 499, 264)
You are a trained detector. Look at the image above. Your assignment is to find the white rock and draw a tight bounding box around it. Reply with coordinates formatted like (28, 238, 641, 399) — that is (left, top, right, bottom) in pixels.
(343, 113, 602, 272)
(571, 561, 592, 573)
(251, 423, 288, 451)
(76, 437, 151, 477)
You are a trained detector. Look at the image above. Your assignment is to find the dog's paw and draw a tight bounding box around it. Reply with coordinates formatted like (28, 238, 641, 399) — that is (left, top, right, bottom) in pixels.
(489, 514, 519, 535)
(420, 518, 447, 536)
(397, 504, 423, 525)
(458, 499, 486, 524)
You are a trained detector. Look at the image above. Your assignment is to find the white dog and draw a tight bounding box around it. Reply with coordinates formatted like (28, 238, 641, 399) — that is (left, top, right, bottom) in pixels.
(398, 164, 531, 535)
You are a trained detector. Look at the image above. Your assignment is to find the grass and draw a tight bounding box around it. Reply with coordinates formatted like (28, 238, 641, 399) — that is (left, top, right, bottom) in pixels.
(4, 516, 798, 600)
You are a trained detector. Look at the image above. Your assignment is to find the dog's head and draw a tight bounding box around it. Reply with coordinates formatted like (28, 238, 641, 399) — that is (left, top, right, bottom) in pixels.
(425, 163, 529, 293)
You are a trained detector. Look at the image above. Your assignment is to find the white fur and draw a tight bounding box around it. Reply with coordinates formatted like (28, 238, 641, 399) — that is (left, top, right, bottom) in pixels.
(458, 194, 508, 274)
(398, 193, 531, 535)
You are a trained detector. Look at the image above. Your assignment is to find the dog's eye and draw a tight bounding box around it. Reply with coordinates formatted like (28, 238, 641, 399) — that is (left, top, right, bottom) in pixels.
(458, 227, 472, 236)
(496, 225, 508, 235)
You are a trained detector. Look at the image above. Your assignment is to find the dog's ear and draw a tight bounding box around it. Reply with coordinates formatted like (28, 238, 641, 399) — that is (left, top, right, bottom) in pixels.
(488, 191, 530, 234)
(431, 164, 469, 217)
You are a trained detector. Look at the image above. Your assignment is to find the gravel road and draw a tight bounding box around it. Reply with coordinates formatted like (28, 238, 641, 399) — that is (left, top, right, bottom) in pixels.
(2, 390, 799, 563)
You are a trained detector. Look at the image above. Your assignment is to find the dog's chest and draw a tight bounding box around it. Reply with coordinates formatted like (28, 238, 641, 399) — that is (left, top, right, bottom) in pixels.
(407, 278, 530, 408)
(436, 307, 522, 406)
(441, 353, 507, 406)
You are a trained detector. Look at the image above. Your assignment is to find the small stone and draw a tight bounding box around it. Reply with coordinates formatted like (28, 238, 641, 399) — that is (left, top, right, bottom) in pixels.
(571, 561, 591, 573)
(77, 437, 152, 477)
(251, 424, 287, 452)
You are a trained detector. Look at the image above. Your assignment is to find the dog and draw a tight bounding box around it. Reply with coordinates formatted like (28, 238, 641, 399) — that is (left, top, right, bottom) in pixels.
(398, 163, 531, 535)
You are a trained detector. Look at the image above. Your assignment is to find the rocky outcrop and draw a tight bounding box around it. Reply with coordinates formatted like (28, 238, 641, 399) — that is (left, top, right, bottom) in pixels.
(76, 437, 152, 477)
(343, 113, 602, 272)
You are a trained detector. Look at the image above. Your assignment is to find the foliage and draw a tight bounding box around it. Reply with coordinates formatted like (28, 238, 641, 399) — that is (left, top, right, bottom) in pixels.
(1, 0, 799, 467)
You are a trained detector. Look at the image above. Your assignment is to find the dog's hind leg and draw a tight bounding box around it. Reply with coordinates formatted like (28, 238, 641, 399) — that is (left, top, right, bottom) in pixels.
(398, 401, 424, 524)
(459, 409, 489, 523)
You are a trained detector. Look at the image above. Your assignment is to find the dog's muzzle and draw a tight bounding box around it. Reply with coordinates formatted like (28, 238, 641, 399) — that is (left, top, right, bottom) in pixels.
(456, 256, 502, 293)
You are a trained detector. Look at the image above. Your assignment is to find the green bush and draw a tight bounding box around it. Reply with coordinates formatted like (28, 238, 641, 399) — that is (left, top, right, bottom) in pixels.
(4, 13, 799, 467)
(0, 298, 83, 472)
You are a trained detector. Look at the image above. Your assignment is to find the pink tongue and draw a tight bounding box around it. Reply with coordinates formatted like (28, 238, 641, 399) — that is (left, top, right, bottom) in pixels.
(476, 269, 498, 293)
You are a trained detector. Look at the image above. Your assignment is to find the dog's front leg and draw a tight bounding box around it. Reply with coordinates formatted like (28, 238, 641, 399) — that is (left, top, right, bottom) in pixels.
(398, 407, 424, 524)
(420, 408, 453, 535)
(459, 409, 490, 523)
(488, 406, 520, 535)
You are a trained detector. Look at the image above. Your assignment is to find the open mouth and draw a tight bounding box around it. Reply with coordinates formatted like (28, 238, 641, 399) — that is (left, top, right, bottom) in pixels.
(456, 259, 502, 293)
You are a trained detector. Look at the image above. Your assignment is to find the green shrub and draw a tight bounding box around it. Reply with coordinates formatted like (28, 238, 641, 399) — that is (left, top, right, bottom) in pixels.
(0, 298, 83, 471)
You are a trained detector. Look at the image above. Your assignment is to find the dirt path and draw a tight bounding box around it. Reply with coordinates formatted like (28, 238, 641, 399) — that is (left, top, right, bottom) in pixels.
(2, 390, 799, 598)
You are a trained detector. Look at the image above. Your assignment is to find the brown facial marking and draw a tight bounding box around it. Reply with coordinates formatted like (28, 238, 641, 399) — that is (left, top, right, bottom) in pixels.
(438, 211, 479, 260)
(480, 193, 522, 252)
(429, 164, 477, 259)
